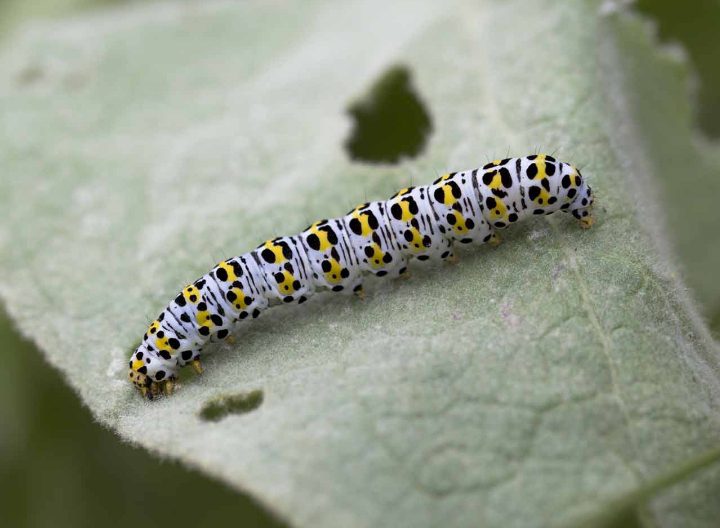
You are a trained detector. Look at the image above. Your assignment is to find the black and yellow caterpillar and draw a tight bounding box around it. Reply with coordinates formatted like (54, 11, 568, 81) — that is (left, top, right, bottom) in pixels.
(129, 154, 594, 398)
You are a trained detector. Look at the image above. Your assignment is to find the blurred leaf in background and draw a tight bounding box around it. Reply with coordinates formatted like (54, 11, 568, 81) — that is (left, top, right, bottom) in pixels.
(0, 0, 124, 36)
(633, 0, 720, 334)
(635, 0, 720, 139)
(0, 312, 285, 527)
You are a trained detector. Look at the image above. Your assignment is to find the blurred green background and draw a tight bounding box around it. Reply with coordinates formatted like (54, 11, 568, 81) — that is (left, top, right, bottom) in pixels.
(0, 1, 717, 527)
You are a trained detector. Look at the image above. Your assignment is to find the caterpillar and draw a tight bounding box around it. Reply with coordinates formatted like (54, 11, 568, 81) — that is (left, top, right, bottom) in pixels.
(128, 154, 594, 399)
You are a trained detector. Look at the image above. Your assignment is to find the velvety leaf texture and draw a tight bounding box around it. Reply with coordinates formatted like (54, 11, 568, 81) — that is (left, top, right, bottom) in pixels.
(0, 1, 719, 527)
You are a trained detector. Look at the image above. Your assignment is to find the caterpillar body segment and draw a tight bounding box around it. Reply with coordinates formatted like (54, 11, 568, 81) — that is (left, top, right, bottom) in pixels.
(301, 219, 364, 294)
(344, 201, 407, 278)
(128, 155, 594, 398)
(429, 170, 493, 245)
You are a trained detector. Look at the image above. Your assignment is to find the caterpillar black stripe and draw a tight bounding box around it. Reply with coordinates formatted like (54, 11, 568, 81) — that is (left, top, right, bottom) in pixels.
(128, 154, 594, 398)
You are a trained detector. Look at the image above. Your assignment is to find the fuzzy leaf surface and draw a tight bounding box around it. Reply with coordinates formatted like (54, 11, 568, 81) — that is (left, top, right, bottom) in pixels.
(1, 1, 719, 527)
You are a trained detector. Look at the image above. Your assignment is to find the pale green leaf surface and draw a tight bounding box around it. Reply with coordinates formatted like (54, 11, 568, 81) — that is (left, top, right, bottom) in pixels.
(1, 1, 719, 527)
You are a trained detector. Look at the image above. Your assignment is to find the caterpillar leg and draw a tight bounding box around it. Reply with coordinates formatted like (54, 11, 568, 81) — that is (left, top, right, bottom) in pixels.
(579, 214, 594, 229)
(354, 284, 366, 301)
(488, 233, 502, 247)
(191, 359, 204, 374)
(445, 252, 460, 265)
(140, 379, 176, 400)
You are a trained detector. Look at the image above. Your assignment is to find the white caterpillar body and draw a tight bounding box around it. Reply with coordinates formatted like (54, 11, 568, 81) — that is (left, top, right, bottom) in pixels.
(128, 155, 594, 398)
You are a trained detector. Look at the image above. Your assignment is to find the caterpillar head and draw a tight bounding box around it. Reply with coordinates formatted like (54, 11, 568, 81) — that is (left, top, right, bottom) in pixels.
(569, 172, 594, 228)
(128, 368, 151, 396)
(128, 343, 177, 399)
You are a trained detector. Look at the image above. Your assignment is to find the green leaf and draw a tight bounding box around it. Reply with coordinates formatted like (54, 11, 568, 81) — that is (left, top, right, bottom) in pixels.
(1, 1, 719, 527)
(635, 0, 720, 138)
(621, 0, 720, 334)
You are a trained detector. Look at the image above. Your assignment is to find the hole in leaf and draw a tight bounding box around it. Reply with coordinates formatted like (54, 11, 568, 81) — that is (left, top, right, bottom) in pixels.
(344, 64, 432, 164)
(199, 389, 264, 422)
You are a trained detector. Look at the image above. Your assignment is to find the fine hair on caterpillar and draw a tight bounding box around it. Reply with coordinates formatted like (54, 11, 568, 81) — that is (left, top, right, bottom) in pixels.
(128, 154, 594, 399)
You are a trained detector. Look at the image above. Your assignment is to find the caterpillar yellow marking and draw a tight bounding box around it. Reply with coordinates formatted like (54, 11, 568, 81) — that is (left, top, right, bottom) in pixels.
(323, 257, 344, 284)
(218, 260, 239, 282)
(530, 187, 553, 206)
(535, 154, 551, 183)
(367, 243, 387, 269)
(406, 227, 425, 251)
(484, 171, 505, 193)
(261, 241, 289, 264)
(155, 335, 173, 353)
(487, 197, 508, 221)
(439, 184, 458, 206)
(183, 285, 201, 304)
(351, 209, 375, 237)
(196, 308, 215, 329)
(309, 223, 334, 252)
(395, 199, 416, 222)
(228, 286, 249, 310)
(451, 211, 469, 235)
(391, 187, 413, 199)
(275, 269, 297, 293)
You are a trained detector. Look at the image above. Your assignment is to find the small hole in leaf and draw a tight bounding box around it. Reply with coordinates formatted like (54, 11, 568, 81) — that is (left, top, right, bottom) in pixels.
(199, 389, 264, 422)
(344, 64, 432, 164)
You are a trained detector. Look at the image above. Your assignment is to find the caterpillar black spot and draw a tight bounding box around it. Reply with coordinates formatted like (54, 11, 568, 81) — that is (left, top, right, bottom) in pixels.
(128, 154, 594, 398)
